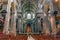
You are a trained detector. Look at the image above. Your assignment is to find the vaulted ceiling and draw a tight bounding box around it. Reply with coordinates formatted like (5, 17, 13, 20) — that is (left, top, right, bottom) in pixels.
(21, 0, 38, 13)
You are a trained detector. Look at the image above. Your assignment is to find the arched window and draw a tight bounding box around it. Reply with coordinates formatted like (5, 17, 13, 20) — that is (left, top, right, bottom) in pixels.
(27, 13, 31, 19)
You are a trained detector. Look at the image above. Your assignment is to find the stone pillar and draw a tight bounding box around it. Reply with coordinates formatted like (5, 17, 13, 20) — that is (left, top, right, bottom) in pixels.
(43, 21, 50, 35)
(10, 15, 16, 36)
(17, 0, 21, 12)
(37, 0, 45, 13)
(31, 22, 34, 33)
(10, 0, 17, 36)
(37, 18, 42, 33)
(3, 0, 11, 35)
(50, 16, 57, 35)
(17, 15, 23, 34)
(24, 23, 27, 33)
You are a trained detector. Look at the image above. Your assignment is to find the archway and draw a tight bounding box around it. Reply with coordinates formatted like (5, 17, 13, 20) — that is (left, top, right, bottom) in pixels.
(24, 20, 34, 33)
(27, 23, 32, 33)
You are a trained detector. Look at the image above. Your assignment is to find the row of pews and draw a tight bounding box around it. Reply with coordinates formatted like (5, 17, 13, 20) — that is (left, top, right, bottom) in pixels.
(0, 32, 27, 40)
(32, 34, 60, 40)
(0, 32, 60, 40)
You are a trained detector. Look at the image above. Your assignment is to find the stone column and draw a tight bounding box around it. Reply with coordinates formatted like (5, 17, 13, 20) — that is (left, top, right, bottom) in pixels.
(17, 0, 21, 12)
(50, 16, 57, 35)
(43, 20, 50, 35)
(3, 0, 11, 35)
(37, 18, 42, 33)
(10, 0, 17, 36)
(18, 18, 23, 34)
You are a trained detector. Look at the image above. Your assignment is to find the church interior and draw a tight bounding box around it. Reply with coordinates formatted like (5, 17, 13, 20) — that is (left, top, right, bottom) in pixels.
(0, 0, 60, 40)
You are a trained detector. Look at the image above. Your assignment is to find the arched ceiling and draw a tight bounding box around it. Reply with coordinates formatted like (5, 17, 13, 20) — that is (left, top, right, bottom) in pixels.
(21, 0, 38, 13)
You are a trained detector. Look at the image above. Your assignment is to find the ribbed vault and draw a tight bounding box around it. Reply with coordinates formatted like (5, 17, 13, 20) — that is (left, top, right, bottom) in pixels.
(21, 0, 38, 13)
